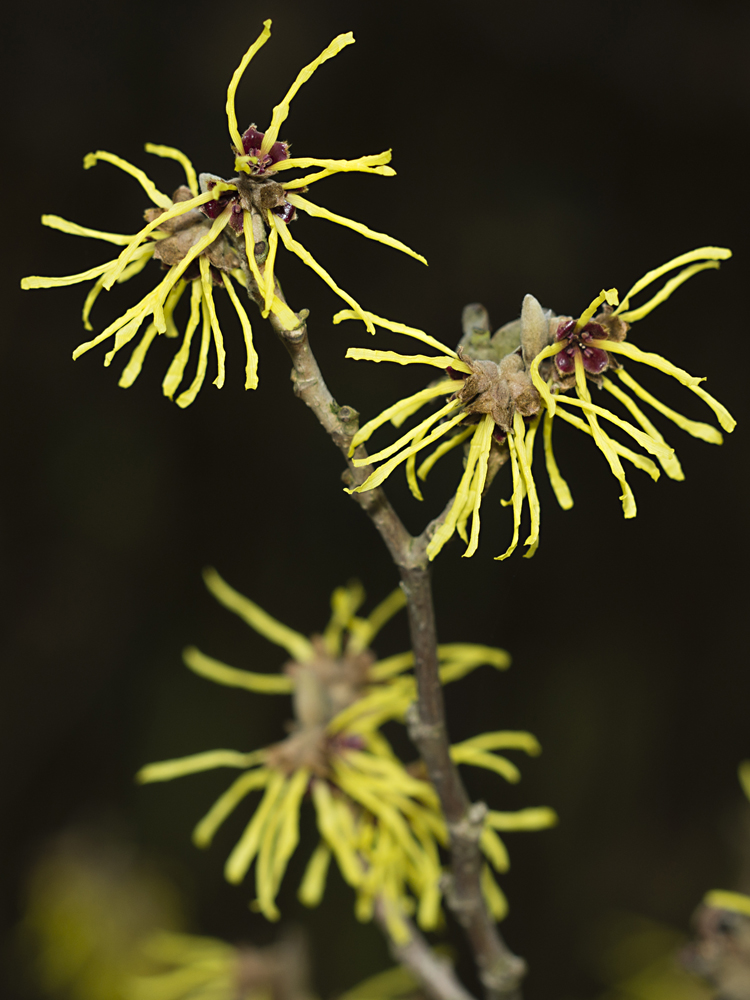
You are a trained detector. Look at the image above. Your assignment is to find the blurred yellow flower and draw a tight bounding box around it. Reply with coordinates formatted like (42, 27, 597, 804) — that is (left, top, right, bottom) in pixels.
(339, 247, 734, 560)
(20, 21, 425, 406)
(138, 572, 554, 941)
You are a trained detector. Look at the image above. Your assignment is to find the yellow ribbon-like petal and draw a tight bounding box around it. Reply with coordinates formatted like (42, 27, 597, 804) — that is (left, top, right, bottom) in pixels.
(261, 32, 355, 155)
(286, 193, 427, 265)
(226, 21, 273, 153)
(83, 150, 172, 208)
(203, 567, 315, 662)
(144, 143, 199, 195)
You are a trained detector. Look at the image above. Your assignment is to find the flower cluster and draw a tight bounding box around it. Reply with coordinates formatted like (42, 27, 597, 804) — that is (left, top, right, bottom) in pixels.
(340, 247, 735, 560)
(21, 21, 425, 406)
(138, 572, 555, 942)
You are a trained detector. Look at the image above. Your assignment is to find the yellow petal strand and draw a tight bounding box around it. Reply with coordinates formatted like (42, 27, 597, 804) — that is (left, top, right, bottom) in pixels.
(438, 646, 511, 684)
(82, 250, 154, 331)
(101, 293, 161, 367)
(298, 841, 332, 907)
(192, 768, 271, 848)
(163, 280, 202, 400)
(261, 32, 355, 154)
(481, 865, 509, 922)
(615, 369, 723, 444)
(261, 222, 280, 317)
(348, 410, 467, 495)
(203, 567, 315, 662)
(226, 20, 273, 152)
(271, 215, 373, 330)
(513, 411, 541, 558)
(118, 324, 158, 388)
(136, 748, 266, 784)
(261, 767, 310, 913)
(481, 827, 510, 873)
(553, 406, 661, 481)
(144, 143, 199, 195)
(41, 214, 135, 245)
(198, 255, 226, 389)
(334, 308, 458, 355)
(353, 398, 463, 467)
(162, 278, 188, 339)
(426, 428, 482, 560)
(554, 394, 674, 463)
(574, 353, 635, 518)
(311, 780, 363, 887)
(83, 150, 172, 208)
(416, 427, 473, 483)
(617, 261, 720, 323)
(280, 164, 395, 190)
(456, 731, 541, 754)
(406, 426, 427, 500)
(602, 376, 683, 480)
(486, 807, 559, 832)
(575, 288, 619, 331)
(528, 341, 566, 415)
(348, 587, 407, 655)
(175, 295, 212, 408)
(345, 347, 471, 372)
(615, 247, 731, 315)
(182, 645, 293, 694)
(495, 432, 523, 561)
(368, 651, 415, 681)
(222, 272, 259, 390)
(688, 384, 737, 434)
(286, 193, 427, 265)
(348, 381, 455, 456)
(543, 409, 574, 509)
(703, 890, 750, 917)
(224, 770, 286, 884)
(590, 338, 704, 391)
(323, 581, 365, 655)
(103, 188, 232, 290)
(22, 242, 153, 291)
(449, 747, 521, 783)
(242, 210, 266, 299)
(463, 415, 495, 558)
(273, 150, 393, 173)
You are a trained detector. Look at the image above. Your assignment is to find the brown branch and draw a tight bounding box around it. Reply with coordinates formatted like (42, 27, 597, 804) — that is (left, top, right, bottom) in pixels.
(259, 290, 525, 1000)
(375, 904, 477, 1000)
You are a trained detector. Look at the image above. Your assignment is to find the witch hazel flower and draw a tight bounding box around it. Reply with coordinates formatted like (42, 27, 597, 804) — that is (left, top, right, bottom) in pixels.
(338, 247, 735, 560)
(20, 21, 425, 406)
(138, 572, 554, 941)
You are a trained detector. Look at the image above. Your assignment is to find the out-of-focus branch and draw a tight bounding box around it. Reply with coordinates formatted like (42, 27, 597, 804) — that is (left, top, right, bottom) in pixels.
(375, 903, 477, 1000)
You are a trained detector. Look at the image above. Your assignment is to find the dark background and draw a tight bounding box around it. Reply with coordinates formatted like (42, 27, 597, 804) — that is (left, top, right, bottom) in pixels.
(3, 0, 749, 997)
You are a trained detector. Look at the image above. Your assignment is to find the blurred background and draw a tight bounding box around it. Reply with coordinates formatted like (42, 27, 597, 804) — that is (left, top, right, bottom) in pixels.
(2, 0, 749, 997)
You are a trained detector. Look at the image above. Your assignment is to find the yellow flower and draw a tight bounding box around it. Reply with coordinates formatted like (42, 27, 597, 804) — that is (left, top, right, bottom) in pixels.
(137, 572, 554, 941)
(20, 21, 425, 406)
(339, 247, 735, 560)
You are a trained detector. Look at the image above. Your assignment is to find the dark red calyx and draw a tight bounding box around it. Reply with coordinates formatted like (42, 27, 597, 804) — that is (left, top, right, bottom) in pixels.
(492, 428, 507, 445)
(228, 202, 244, 234)
(445, 366, 468, 381)
(555, 319, 610, 376)
(240, 124, 289, 174)
(201, 179, 236, 221)
(272, 201, 296, 224)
